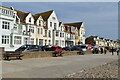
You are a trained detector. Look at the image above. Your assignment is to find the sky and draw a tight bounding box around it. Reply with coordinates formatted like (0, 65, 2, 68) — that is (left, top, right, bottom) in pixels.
(2, 2, 118, 40)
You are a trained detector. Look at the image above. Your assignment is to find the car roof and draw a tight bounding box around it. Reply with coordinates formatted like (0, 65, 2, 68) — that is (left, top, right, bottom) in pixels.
(51, 46, 61, 47)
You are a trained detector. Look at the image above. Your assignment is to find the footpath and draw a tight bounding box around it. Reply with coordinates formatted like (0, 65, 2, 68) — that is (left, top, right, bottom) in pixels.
(1, 53, 118, 78)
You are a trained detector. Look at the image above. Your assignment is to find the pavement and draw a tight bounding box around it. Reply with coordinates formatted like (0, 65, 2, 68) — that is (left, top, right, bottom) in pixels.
(1, 52, 118, 78)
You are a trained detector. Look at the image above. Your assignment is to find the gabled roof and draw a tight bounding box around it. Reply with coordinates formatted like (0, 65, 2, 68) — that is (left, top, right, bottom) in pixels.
(64, 26, 71, 33)
(33, 15, 44, 24)
(15, 9, 29, 23)
(0, 5, 11, 10)
(35, 10, 54, 21)
(64, 22, 83, 30)
(100, 37, 104, 39)
(33, 15, 40, 22)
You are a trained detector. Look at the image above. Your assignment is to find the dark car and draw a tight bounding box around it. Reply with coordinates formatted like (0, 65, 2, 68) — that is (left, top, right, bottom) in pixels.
(15, 44, 42, 52)
(62, 47, 72, 51)
(49, 46, 65, 51)
(41, 45, 51, 51)
(71, 45, 82, 51)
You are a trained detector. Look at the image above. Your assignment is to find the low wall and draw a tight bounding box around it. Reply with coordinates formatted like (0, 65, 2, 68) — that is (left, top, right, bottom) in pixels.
(1, 50, 92, 60)
(22, 51, 53, 59)
(21, 50, 92, 59)
(0, 47, 4, 60)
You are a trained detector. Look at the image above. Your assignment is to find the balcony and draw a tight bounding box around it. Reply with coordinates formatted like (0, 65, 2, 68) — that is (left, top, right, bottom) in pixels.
(66, 37, 75, 40)
(11, 29, 22, 35)
(23, 31, 31, 36)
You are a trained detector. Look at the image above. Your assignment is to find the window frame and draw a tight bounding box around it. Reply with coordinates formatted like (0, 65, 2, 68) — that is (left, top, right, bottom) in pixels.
(2, 35, 9, 44)
(14, 36, 22, 45)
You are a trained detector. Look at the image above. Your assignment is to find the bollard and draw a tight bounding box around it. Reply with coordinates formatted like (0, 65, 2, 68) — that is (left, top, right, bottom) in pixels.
(0, 47, 4, 60)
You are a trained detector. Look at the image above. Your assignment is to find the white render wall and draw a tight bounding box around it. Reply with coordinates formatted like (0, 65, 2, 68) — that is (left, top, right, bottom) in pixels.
(79, 23, 86, 44)
(0, 7, 16, 51)
(47, 11, 60, 46)
(25, 13, 34, 24)
(0, 6, 87, 51)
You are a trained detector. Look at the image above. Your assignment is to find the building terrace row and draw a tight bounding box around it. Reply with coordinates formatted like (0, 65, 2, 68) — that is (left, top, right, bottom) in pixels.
(0, 6, 86, 51)
(85, 36, 119, 48)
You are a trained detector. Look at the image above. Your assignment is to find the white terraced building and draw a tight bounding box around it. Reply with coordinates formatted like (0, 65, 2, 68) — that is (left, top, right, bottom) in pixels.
(0, 6, 18, 51)
(0, 6, 86, 51)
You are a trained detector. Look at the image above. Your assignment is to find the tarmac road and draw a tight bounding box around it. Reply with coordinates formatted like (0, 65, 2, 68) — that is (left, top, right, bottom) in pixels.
(1, 53, 118, 78)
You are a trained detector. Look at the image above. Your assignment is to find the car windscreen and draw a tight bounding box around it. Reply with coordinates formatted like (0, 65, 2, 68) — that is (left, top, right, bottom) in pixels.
(57, 47, 62, 49)
(28, 45, 39, 49)
(16, 45, 30, 51)
(50, 47, 56, 50)
(80, 46, 87, 48)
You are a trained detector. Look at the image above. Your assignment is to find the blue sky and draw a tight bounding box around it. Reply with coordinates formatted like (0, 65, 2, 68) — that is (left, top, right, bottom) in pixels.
(2, 2, 118, 40)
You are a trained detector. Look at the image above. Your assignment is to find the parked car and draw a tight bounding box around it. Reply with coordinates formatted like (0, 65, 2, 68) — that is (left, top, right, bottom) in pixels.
(87, 44, 93, 51)
(71, 45, 82, 51)
(62, 47, 72, 51)
(80, 44, 88, 51)
(71, 44, 88, 51)
(49, 46, 65, 51)
(15, 44, 42, 52)
(41, 45, 51, 51)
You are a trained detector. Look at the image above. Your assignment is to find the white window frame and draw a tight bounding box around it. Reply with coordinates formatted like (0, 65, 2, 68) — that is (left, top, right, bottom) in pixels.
(30, 38, 34, 45)
(2, 21, 10, 30)
(55, 40, 59, 46)
(14, 36, 22, 45)
(48, 40, 51, 45)
(62, 41, 64, 46)
(2, 35, 9, 44)
(24, 37, 29, 44)
(50, 22, 52, 27)
(48, 30, 51, 38)
(29, 17, 31, 22)
(54, 23, 57, 30)
(56, 31, 59, 37)
(41, 28, 43, 34)
(30, 26, 34, 33)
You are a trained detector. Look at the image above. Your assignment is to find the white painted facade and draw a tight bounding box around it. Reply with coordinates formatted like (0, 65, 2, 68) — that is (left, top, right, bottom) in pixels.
(0, 6, 88, 51)
(35, 15, 47, 46)
(0, 6, 18, 51)
(47, 11, 64, 46)
(59, 23, 65, 47)
(79, 23, 86, 44)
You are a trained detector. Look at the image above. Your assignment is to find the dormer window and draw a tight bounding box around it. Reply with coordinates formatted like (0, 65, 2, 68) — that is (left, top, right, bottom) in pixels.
(29, 17, 31, 22)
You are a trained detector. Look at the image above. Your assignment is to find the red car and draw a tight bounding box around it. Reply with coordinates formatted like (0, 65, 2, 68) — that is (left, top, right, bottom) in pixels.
(49, 46, 65, 51)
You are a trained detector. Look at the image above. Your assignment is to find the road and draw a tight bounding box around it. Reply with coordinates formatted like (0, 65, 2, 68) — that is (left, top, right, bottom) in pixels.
(1, 53, 118, 78)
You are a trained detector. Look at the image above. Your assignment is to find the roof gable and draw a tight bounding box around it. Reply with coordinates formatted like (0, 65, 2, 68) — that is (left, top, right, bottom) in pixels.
(35, 10, 54, 21)
(64, 22, 83, 30)
(15, 10, 29, 23)
(33, 15, 43, 23)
